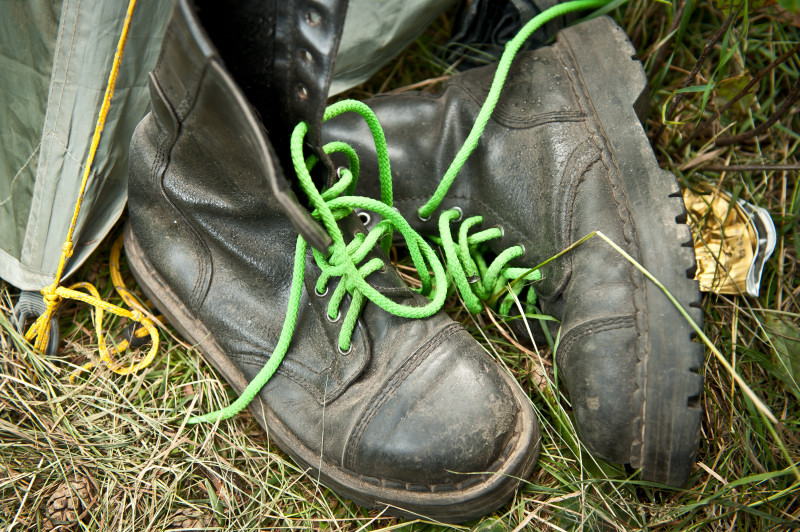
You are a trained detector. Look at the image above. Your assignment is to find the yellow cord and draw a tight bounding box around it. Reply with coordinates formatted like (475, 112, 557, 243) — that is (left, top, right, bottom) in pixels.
(68, 236, 160, 381)
(25, 0, 159, 377)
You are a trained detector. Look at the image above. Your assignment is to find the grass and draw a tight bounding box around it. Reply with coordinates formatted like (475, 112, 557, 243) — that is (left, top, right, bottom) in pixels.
(2, 0, 800, 529)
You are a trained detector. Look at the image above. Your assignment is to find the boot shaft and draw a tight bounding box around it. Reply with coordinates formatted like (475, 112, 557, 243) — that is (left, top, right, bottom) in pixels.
(192, 0, 347, 170)
(136, 0, 347, 252)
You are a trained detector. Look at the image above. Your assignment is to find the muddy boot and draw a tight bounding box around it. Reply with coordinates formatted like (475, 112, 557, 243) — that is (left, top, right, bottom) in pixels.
(124, 0, 541, 522)
(323, 16, 703, 487)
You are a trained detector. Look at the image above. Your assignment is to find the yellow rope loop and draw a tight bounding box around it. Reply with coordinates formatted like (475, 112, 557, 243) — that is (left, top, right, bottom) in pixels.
(123, 317, 159, 374)
(98, 314, 159, 376)
(23, 0, 158, 382)
(65, 279, 160, 380)
(109, 234, 148, 313)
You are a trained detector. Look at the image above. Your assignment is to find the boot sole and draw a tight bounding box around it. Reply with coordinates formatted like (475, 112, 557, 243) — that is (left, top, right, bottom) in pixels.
(123, 222, 541, 523)
(560, 17, 704, 486)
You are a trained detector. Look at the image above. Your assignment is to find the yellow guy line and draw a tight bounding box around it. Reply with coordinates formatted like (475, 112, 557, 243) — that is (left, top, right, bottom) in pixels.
(25, 0, 160, 376)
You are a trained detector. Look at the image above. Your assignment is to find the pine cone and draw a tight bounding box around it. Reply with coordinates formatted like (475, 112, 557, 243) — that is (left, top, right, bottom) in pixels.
(41, 516, 56, 532)
(168, 507, 214, 530)
(46, 475, 95, 527)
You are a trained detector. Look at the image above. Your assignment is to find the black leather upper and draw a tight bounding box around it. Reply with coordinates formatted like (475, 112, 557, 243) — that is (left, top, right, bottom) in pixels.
(127, 0, 536, 493)
(322, 18, 654, 465)
(193, 0, 346, 171)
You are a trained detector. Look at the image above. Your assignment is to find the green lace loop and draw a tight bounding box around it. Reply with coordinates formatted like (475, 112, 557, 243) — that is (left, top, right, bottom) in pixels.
(189, 0, 611, 424)
(189, 101, 447, 424)
(437, 210, 542, 314)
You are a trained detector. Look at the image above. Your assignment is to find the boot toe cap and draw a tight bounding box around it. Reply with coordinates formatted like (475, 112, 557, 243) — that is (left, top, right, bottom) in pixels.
(345, 328, 530, 487)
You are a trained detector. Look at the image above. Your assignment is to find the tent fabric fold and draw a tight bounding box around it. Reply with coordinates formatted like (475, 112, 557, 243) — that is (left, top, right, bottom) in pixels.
(0, 0, 172, 291)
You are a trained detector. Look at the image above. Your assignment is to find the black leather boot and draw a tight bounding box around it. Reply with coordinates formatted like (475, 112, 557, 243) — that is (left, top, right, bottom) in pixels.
(124, 0, 540, 523)
(323, 16, 703, 487)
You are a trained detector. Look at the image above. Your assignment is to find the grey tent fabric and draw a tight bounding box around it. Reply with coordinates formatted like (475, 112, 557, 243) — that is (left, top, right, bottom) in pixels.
(0, 0, 172, 291)
(0, 0, 451, 293)
(330, 0, 455, 95)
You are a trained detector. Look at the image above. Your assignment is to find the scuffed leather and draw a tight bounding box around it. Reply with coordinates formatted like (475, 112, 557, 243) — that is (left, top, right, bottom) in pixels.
(322, 18, 650, 464)
(128, 0, 527, 488)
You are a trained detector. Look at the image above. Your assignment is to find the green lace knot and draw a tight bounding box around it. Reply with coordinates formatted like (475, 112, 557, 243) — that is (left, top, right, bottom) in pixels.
(294, 102, 452, 347)
(437, 209, 541, 315)
(188, 101, 449, 424)
(188, 0, 612, 425)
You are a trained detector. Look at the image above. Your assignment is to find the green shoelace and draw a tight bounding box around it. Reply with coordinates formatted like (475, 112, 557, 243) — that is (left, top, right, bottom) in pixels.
(424, 0, 612, 315)
(189, 101, 448, 424)
(189, 0, 611, 424)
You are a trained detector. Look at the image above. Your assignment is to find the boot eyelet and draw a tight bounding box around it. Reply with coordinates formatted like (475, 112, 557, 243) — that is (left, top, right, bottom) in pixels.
(300, 49, 313, 63)
(327, 310, 341, 323)
(417, 209, 431, 222)
(517, 243, 527, 259)
(451, 206, 464, 222)
(338, 343, 352, 356)
(358, 211, 371, 226)
(297, 84, 309, 100)
(495, 225, 505, 239)
(315, 285, 328, 297)
(305, 9, 322, 26)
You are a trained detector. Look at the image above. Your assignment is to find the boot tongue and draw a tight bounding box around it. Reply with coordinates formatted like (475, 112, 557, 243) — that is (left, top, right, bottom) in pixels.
(194, 0, 348, 176)
(167, 0, 348, 251)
